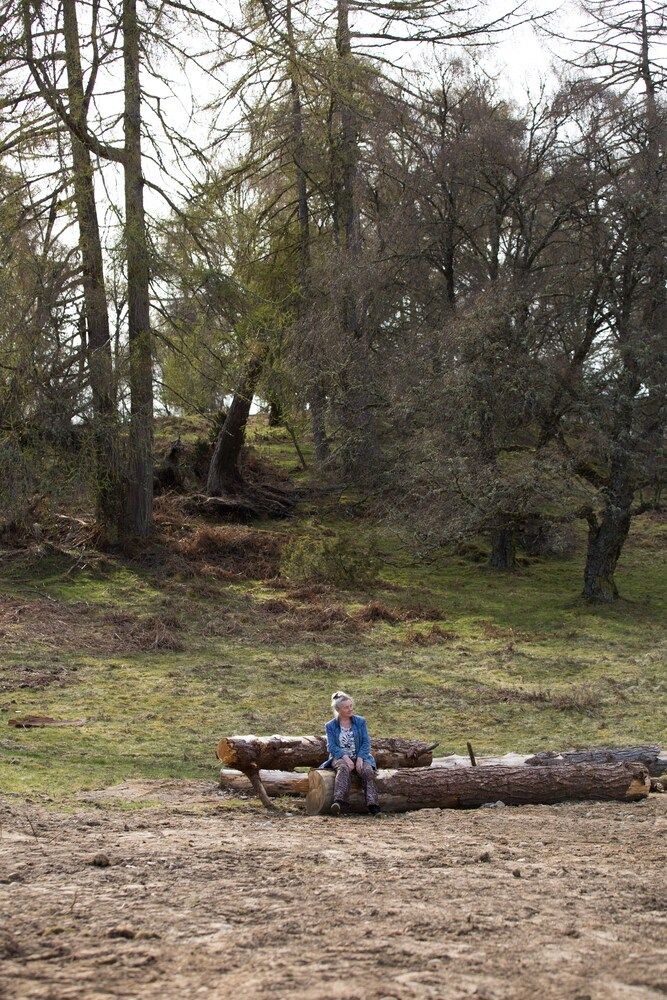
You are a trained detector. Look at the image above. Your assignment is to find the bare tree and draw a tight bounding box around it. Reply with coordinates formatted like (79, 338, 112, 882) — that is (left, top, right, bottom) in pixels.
(544, 0, 666, 599)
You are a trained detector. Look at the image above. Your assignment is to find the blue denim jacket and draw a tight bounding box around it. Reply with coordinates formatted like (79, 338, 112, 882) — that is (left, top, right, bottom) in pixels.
(318, 715, 377, 770)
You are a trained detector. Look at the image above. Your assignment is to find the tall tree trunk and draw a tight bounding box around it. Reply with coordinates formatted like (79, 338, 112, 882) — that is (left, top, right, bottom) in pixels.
(638, 0, 666, 475)
(583, 1, 667, 603)
(582, 447, 634, 602)
(583, 348, 641, 601)
(488, 525, 517, 571)
(122, 0, 153, 539)
(63, 0, 123, 541)
(308, 382, 329, 466)
(335, 0, 380, 483)
(206, 356, 262, 495)
(267, 399, 283, 428)
(285, 0, 329, 464)
(583, 514, 630, 603)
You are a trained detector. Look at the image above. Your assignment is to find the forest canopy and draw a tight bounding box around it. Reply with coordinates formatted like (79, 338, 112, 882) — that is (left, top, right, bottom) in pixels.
(0, 0, 664, 602)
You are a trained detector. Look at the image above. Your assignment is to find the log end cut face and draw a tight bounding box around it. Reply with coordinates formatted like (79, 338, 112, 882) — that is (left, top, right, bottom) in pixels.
(624, 769, 652, 799)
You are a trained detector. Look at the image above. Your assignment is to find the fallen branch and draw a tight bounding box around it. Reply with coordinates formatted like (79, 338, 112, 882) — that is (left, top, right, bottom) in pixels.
(219, 768, 309, 796)
(8, 716, 86, 729)
(245, 764, 280, 812)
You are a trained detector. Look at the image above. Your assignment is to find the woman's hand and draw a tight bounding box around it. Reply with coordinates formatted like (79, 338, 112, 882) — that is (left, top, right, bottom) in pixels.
(342, 755, 355, 770)
(355, 757, 365, 775)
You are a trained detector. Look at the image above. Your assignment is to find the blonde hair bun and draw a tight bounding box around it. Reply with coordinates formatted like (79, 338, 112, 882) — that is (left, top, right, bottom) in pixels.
(331, 691, 353, 716)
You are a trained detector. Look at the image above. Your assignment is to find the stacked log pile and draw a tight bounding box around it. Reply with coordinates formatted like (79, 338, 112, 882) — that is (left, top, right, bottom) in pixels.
(216, 734, 436, 809)
(216, 735, 662, 811)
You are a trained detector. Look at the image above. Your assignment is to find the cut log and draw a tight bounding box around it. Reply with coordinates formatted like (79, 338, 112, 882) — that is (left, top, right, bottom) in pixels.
(216, 735, 437, 771)
(305, 762, 650, 815)
(432, 745, 667, 778)
(219, 768, 309, 796)
(525, 745, 667, 777)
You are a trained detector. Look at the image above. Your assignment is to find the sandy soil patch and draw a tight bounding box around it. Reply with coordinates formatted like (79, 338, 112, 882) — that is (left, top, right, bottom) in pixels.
(1, 783, 666, 1000)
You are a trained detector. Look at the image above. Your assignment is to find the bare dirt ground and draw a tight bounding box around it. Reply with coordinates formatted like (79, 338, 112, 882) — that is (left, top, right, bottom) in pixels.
(1, 782, 666, 1000)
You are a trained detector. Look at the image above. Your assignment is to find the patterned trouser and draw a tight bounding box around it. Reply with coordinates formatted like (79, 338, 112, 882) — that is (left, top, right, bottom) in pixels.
(332, 759, 380, 808)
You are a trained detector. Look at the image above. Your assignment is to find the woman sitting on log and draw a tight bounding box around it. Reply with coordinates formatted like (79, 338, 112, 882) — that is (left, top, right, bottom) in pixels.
(319, 691, 382, 817)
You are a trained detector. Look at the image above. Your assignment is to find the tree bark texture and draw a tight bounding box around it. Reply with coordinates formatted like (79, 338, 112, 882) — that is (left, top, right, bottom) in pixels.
(433, 746, 667, 777)
(583, 23, 665, 601)
(525, 745, 667, 776)
(219, 747, 665, 800)
(582, 416, 635, 603)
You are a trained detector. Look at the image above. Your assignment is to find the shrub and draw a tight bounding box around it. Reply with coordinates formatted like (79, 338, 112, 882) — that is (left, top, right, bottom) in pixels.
(517, 517, 578, 558)
(0, 438, 35, 537)
(280, 527, 380, 588)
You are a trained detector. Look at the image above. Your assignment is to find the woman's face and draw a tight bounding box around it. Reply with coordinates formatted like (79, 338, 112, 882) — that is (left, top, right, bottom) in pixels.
(338, 699, 354, 720)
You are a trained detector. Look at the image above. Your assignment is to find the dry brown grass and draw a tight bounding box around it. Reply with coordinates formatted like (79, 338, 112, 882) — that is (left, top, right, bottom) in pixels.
(353, 600, 405, 624)
(100, 611, 185, 652)
(260, 598, 294, 615)
(249, 596, 446, 642)
(284, 583, 331, 600)
(252, 597, 360, 637)
(0, 656, 75, 692)
(297, 654, 357, 672)
(0, 596, 185, 655)
(152, 492, 192, 532)
(402, 625, 459, 646)
(297, 604, 357, 632)
(479, 620, 532, 641)
(550, 685, 603, 713)
(176, 525, 283, 579)
(352, 600, 442, 625)
(470, 683, 603, 714)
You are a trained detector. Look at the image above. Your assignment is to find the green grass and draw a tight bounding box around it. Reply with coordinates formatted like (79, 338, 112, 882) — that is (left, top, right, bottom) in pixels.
(1, 431, 665, 802)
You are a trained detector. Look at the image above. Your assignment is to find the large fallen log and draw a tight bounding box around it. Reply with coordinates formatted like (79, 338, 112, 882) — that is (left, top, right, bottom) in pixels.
(216, 735, 437, 771)
(525, 745, 667, 777)
(221, 753, 665, 799)
(219, 768, 309, 796)
(432, 745, 667, 777)
(305, 762, 650, 815)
